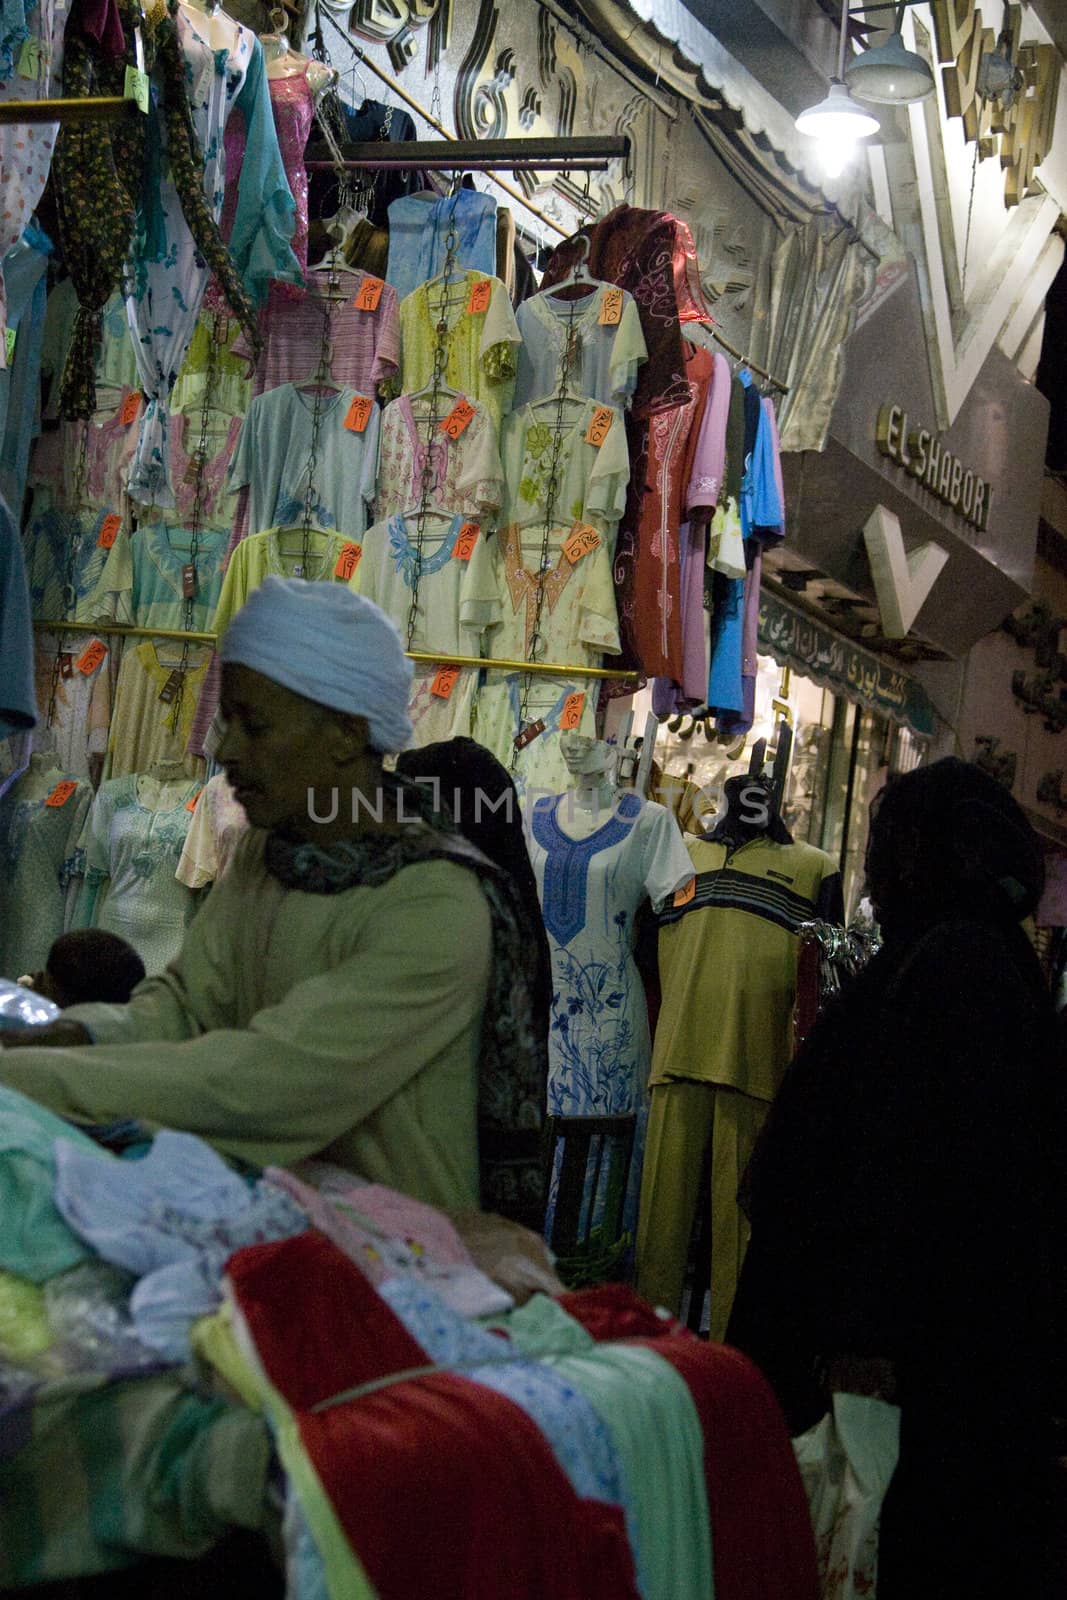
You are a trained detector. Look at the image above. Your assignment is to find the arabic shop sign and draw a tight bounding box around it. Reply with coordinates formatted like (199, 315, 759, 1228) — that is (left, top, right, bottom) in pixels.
(876, 403, 993, 534)
(758, 591, 936, 738)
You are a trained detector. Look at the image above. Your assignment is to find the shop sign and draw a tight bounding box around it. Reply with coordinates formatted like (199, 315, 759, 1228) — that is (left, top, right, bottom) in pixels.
(931, 1, 1059, 207)
(862, 504, 948, 640)
(758, 591, 936, 738)
(875, 403, 993, 533)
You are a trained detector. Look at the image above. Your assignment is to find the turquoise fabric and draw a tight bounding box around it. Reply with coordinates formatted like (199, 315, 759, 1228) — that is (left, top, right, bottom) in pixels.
(0, 1082, 105, 1282)
(499, 1295, 714, 1600)
(229, 40, 301, 307)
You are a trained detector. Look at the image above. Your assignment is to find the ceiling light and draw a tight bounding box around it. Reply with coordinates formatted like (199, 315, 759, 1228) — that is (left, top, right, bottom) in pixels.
(795, 80, 881, 141)
(845, 28, 935, 104)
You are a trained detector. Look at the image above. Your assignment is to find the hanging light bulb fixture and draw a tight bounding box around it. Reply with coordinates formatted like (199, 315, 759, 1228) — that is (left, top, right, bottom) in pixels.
(844, 0, 935, 105)
(795, 0, 880, 177)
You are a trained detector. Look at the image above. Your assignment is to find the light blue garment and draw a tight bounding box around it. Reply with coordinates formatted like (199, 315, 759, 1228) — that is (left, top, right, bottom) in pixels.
(22, 506, 115, 622)
(708, 576, 744, 715)
(126, 23, 299, 506)
(386, 189, 498, 304)
(500, 1295, 714, 1600)
(0, 223, 50, 512)
(52, 1129, 308, 1359)
(0, 1083, 103, 1282)
(379, 1274, 631, 1516)
(740, 403, 782, 544)
(0, 493, 35, 740)
(0, 0, 29, 76)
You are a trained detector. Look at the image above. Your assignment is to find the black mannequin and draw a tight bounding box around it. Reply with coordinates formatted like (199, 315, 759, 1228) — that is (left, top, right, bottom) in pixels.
(709, 774, 793, 849)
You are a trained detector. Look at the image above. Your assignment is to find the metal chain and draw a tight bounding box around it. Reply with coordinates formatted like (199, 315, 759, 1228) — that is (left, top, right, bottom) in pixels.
(405, 216, 460, 649)
(46, 419, 94, 730)
(510, 300, 580, 768)
(298, 254, 343, 577)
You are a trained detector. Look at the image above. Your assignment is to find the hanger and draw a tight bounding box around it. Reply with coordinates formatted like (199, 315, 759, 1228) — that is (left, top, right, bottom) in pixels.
(295, 375, 345, 398)
(547, 233, 600, 302)
(308, 245, 361, 277)
(273, 523, 333, 556)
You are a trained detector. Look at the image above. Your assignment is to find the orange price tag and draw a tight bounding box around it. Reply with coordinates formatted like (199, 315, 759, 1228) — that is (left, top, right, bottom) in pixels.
(75, 638, 107, 676)
(440, 398, 475, 440)
(185, 788, 203, 813)
(599, 286, 623, 325)
(466, 279, 492, 315)
(673, 877, 696, 908)
(453, 522, 479, 561)
(44, 780, 77, 808)
(562, 523, 601, 564)
(118, 391, 141, 426)
(97, 513, 121, 548)
(585, 406, 614, 448)
(560, 691, 585, 730)
(354, 275, 384, 312)
(334, 542, 362, 580)
(344, 395, 373, 433)
(430, 665, 461, 700)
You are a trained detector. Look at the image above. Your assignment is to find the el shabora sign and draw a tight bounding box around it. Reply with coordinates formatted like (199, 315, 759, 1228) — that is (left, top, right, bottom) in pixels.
(876, 402, 994, 533)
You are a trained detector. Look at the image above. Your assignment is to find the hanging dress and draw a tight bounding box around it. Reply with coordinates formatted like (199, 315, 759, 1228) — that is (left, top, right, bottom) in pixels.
(124, 12, 300, 506)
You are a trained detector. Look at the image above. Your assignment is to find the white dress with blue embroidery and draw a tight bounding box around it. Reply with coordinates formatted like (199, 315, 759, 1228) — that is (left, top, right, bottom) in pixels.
(529, 791, 693, 1230)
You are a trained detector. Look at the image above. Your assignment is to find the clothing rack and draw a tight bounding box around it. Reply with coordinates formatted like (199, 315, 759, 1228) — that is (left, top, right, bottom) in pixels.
(682, 322, 790, 396)
(0, 95, 135, 126)
(318, 10, 571, 240)
(32, 620, 640, 682)
(303, 136, 628, 174)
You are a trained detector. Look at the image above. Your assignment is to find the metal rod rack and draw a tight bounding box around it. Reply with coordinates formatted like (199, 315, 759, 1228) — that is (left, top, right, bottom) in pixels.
(682, 323, 790, 396)
(33, 620, 639, 682)
(304, 135, 629, 174)
(0, 95, 136, 126)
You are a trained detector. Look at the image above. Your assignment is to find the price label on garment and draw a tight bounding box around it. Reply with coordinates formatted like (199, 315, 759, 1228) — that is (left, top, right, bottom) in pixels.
(75, 638, 108, 676)
(584, 406, 614, 448)
(672, 877, 696, 909)
(58, 651, 74, 679)
(44, 780, 78, 808)
(430, 665, 461, 700)
(513, 717, 546, 751)
(559, 691, 586, 730)
(344, 395, 373, 434)
(97, 513, 121, 549)
(3, 327, 15, 364)
(119, 391, 142, 426)
(185, 788, 203, 813)
(439, 398, 475, 440)
(334, 542, 362, 580)
(158, 668, 185, 704)
(561, 523, 601, 564)
(181, 563, 197, 599)
(16, 36, 41, 79)
(124, 64, 150, 114)
(353, 275, 384, 312)
(453, 522, 479, 561)
(466, 279, 492, 316)
(599, 287, 623, 326)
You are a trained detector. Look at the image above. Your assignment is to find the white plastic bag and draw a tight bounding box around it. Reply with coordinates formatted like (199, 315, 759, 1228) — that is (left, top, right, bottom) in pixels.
(793, 1392, 901, 1600)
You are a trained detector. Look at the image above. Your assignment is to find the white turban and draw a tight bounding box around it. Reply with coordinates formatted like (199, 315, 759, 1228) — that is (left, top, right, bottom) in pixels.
(220, 578, 414, 753)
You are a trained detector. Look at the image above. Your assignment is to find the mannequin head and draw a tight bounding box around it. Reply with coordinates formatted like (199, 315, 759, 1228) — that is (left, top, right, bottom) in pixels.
(560, 732, 617, 784)
(711, 775, 792, 846)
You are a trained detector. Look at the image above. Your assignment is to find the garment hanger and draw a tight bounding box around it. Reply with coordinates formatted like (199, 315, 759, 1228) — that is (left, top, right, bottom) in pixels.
(273, 523, 333, 555)
(307, 244, 362, 277)
(549, 233, 601, 302)
(294, 374, 345, 398)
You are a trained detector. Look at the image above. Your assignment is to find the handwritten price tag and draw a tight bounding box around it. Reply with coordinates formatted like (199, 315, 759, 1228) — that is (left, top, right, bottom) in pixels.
(453, 522, 479, 561)
(3, 327, 14, 364)
(673, 877, 696, 908)
(599, 286, 623, 325)
(159, 668, 185, 704)
(45, 780, 78, 808)
(344, 395, 373, 433)
(334, 542, 362, 580)
(466, 279, 492, 315)
(585, 406, 614, 448)
(430, 665, 461, 700)
(560, 691, 585, 730)
(513, 718, 546, 750)
(124, 63, 150, 114)
(440, 398, 475, 439)
(75, 639, 107, 676)
(185, 788, 203, 812)
(119, 391, 141, 426)
(97, 513, 121, 548)
(354, 275, 384, 312)
(562, 523, 601, 564)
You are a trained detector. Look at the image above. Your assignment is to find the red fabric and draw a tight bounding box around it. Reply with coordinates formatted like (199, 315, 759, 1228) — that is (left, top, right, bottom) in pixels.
(227, 1232, 640, 1600)
(560, 1285, 819, 1600)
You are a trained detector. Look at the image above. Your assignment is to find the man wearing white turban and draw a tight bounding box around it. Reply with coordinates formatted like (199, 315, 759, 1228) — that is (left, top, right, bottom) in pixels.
(1, 581, 547, 1223)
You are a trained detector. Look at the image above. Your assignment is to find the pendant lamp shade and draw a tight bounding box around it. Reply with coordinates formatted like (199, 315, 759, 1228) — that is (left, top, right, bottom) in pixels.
(844, 30, 935, 104)
(795, 80, 880, 141)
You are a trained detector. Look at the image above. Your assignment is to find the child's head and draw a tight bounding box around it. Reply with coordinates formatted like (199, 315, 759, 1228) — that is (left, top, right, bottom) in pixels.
(35, 930, 146, 1009)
